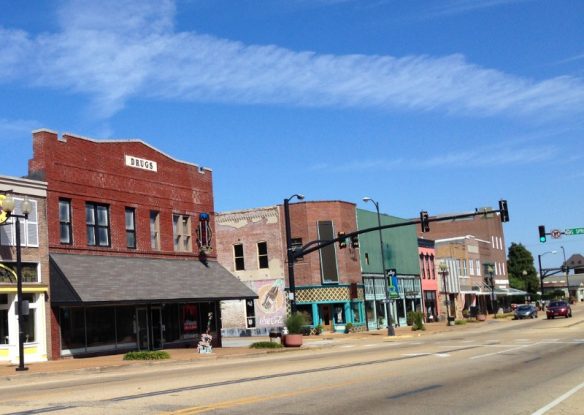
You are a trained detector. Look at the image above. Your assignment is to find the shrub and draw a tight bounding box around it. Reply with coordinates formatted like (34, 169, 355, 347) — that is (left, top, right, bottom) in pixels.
(123, 351, 170, 360)
(285, 313, 307, 334)
(249, 341, 283, 349)
(345, 322, 354, 333)
(412, 312, 425, 331)
(314, 324, 324, 335)
(455, 319, 467, 325)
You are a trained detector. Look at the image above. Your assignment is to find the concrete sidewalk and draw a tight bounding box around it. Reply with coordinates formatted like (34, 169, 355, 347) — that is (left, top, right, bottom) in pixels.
(0, 318, 493, 378)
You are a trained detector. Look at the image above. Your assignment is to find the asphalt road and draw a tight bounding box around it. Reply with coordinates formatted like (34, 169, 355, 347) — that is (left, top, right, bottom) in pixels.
(0, 311, 583, 415)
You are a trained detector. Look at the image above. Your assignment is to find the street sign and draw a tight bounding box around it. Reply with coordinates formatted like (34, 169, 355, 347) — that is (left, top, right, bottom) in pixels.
(565, 227, 584, 236)
(551, 229, 562, 239)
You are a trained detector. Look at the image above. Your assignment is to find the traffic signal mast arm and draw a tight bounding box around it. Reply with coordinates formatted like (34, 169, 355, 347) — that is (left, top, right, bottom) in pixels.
(291, 200, 509, 260)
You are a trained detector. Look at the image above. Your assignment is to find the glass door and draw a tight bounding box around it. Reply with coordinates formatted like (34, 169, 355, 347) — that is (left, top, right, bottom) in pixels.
(150, 306, 163, 350)
(136, 308, 149, 351)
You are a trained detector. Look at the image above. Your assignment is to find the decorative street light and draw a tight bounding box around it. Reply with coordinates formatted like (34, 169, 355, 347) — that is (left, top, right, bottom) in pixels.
(0, 194, 32, 372)
(538, 250, 557, 299)
(486, 264, 496, 315)
(561, 246, 569, 297)
(362, 197, 395, 336)
(438, 262, 452, 325)
(283, 194, 304, 314)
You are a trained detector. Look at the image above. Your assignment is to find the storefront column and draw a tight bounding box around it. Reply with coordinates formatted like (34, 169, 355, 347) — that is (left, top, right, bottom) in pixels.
(311, 303, 319, 326)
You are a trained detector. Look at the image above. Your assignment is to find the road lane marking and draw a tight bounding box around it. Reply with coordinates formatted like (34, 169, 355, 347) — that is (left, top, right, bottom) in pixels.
(470, 344, 532, 360)
(531, 379, 584, 415)
(164, 377, 365, 415)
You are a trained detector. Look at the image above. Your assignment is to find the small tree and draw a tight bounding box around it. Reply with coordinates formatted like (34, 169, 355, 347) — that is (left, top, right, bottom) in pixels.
(507, 243, 540, 294)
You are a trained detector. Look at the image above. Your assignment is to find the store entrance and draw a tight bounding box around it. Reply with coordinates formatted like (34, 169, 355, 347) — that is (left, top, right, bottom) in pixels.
(136, 306, 163, 351)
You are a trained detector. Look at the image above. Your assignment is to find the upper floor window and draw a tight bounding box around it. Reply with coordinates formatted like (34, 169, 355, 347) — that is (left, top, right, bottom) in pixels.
(317, 220, 339, 283)
(150, 211, 160, 250)
(125, 208, 136, 249)
(0, 197, 39, 247)
(86, 203, 110, 247)
(257, 241, 269, 269)
(234, 243, 245, 271)
(476, 260, 481, 276)
(469, 258, 475, 275)
(173, 214, 192, 252)
(59, 199, 72, 244)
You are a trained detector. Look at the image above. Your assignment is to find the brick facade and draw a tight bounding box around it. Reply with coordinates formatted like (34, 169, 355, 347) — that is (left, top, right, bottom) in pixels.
(29, 129, 215, 259)
(26, 129, 252, 358)
(284, 201, 362, 287)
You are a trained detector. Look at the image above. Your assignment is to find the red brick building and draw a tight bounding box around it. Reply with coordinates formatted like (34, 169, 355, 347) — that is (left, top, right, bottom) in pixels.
(28, 130, 255, 359)
(216, 206, 286, 336)
(284, 201, 363, 332)
(217, 200, 364, 334)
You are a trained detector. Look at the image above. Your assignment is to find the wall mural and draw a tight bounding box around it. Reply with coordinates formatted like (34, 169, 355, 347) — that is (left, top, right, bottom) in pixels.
(252, 279, 286, 327)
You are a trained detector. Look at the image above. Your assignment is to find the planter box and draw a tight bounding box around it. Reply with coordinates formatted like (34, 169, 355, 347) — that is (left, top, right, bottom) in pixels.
(283, 334, 303, 347)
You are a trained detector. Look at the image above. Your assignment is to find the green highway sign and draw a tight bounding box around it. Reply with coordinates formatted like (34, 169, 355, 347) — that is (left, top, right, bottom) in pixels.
(565, 227, 584, 236)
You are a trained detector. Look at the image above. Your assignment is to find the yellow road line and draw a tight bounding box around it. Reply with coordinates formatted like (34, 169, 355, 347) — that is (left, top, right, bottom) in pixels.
(164, 377, 366, 415)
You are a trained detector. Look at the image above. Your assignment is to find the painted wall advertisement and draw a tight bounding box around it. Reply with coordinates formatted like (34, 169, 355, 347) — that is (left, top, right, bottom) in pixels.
(249, 279, 286, 327)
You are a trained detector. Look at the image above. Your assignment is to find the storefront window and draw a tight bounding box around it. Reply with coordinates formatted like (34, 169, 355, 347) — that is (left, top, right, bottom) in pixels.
(163, 304, 180, 343)
(116, 306, 137, 346)
(351, 302, 361, 323)
(86, 307, 115, 347)
(60, 307, 86, 349)
(180, 304, 199, 339)
(0, 310, 7, 344)
(23, 309, 35, 343)
(333, 305, 345, 324)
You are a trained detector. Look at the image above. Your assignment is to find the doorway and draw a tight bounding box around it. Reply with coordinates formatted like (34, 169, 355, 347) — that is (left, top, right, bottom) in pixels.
(136, 306, 164, 351)
(318, 304, 333, 331)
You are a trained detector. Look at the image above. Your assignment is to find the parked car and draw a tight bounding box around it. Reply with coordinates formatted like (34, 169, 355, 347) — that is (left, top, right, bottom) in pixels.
(546, 301, 572, 319)
(514, 304, 538, 319)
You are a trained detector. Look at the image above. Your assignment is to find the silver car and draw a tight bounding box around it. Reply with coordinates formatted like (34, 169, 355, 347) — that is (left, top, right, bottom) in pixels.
(514, 304, 538, 319)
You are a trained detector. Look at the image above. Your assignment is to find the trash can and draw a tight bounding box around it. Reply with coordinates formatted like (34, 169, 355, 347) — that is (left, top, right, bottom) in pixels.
(269, 327, 284, 342)
(447, 316, 456, 326)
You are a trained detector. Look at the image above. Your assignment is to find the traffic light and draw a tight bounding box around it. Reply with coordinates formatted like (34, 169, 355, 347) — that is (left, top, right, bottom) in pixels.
(499, 199, 509, 223)
(337, 232, 347, 249)
(350, 235, 359, 249)
(420, 211, 430, 233)
(538, 225, 546, 243)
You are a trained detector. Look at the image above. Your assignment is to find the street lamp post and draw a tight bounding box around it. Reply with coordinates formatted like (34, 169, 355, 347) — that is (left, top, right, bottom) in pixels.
(0, 194, 32, 372)
(439, 262, 452, 325)
(538, 250, 557, 300)
(283, 194, 304, 314)
(561, 246, 569, 298)
(362, 197, 395, 336)
(486, 265, 496, 315)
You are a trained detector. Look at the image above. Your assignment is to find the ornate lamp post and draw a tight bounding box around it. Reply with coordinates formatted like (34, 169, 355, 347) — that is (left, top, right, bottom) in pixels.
(363, 197, 395, 336)
(486, 264, 496, 315)
(538, 250, 557, 299)
(439, 262, 453, 325)
(0, 194, 32, 371)
(283, 194, 304, 314)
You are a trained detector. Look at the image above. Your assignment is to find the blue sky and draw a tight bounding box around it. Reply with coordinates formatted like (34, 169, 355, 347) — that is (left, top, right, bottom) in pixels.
(1, 0, 583, 266)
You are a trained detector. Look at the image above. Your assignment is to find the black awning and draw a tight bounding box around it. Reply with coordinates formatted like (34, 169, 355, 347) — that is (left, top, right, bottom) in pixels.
(50, 253, 257, 305)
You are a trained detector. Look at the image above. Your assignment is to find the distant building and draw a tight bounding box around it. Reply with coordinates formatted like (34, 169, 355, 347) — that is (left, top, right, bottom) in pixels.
(356, 209, 421, 328)
(0, 175, 50, 364)
(28, 129, 255, 359)
(217, 201, 364, 334)
(216, 206, 286, 336)
(418, 238, 439, 322)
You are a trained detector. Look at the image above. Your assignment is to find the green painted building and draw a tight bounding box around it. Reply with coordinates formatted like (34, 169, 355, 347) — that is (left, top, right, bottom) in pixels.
(356, 208, 422, 327)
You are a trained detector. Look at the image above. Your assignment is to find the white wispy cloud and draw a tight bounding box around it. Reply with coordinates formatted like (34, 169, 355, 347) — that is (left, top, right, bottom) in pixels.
(309, 143, 558, 172)
(0, 119, 40, 138)
(422, 0, 535, 18)
(1, 0, 583, 120)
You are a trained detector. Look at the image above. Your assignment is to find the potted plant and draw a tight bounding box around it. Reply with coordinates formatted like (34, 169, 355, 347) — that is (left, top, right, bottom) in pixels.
(283, 313, 306, 347)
